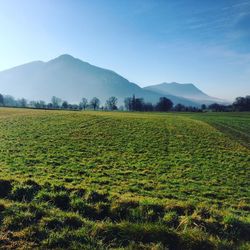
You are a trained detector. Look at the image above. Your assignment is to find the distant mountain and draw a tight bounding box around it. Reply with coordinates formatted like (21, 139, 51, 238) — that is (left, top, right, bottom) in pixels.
(0, 54, 225, 106)
(144, 82, 225, 105)
(0, 54, 199, 106)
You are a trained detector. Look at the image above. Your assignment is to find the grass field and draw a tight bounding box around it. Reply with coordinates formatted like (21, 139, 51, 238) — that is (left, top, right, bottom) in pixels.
(0, 108, 249, 249)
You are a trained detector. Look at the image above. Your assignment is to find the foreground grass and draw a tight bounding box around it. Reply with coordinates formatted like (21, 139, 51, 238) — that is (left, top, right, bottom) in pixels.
(0, 108, 249, 249)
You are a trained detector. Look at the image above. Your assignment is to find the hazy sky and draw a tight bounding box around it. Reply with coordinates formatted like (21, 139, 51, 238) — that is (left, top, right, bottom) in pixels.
(0, 0, 250, 100)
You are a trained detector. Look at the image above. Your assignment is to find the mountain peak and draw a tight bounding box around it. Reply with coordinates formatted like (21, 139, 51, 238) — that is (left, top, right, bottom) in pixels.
(48, 54, 93, 68)
(54, 54, 76, 61)
(163, 82, 194, 87)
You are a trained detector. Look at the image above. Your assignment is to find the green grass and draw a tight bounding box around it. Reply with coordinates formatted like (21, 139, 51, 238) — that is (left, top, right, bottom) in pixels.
(185, 112, 250, 149)
(0, 108, 249, 249)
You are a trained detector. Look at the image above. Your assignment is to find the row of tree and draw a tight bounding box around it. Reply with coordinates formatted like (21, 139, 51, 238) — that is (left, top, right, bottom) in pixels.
(0, 94, 174, 111)
(125, 95, 250, 112)
(124, 96, 173, 111)
(203, 96, 250, 112)
(0, 93, 249, 112)
(0, 94, 116, 111)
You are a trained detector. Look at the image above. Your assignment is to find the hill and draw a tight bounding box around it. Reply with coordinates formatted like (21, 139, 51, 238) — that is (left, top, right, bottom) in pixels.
(0, 55, 206, 106)
(144, 82, 225, 105)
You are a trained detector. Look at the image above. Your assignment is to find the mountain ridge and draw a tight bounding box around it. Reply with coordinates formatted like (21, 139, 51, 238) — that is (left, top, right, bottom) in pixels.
(144, 82, 225, 105)
(0, 54, 223, 106)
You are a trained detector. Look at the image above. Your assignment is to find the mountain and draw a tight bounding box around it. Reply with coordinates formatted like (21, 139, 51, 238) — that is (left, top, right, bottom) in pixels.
(0, 54, 200, 106)
(0, 54, 224, 106)
(144, 82, 225, 105)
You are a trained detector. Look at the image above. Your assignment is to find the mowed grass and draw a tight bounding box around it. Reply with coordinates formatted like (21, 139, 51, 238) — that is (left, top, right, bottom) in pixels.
(0, 108, 249, 249)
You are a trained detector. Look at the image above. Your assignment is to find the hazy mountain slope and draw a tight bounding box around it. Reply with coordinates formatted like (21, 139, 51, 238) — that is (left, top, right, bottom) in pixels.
(0, 55, 143, 103)
(0, 55, 198, 106)
(144, 82, 225, 104)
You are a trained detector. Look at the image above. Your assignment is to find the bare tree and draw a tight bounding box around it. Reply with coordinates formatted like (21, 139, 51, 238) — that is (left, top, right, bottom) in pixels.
(51, 96, 62, 108)
(80, 98, 88, 110)
(90, 97, 100, 110)
(124, 97, 132, 111)
(155, 97, 173, 112)
(19, 98, 27, 107)
(0, 94, 4, 106)
(106, 96, 118, 110)
(62, 101, 69, 109)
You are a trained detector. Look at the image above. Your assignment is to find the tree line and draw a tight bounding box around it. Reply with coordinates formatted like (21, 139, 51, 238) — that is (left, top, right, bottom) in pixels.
(0, 93, 249, 112)
(0, 94, 174, 111)
(203, 96, 250, 112)
(0, 94, 117, 111)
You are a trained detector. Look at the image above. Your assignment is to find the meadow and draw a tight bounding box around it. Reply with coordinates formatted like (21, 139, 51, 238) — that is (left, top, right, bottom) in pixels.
(0, 108, 249, 249)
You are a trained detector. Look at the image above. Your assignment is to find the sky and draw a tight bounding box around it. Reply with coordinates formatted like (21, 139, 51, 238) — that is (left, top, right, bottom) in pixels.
(0, 0, 249, 100)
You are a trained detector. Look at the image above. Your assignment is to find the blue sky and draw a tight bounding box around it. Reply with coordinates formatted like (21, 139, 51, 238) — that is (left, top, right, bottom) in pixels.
(0, 0, 249, 100)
